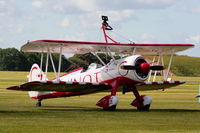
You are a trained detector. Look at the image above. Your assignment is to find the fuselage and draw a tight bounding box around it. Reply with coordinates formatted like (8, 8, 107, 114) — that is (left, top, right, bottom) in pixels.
(29, 55, 150, 99)
(60, 55, 149, 86)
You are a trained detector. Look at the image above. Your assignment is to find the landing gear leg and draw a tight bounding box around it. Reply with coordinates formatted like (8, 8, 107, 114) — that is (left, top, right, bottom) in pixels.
(96, 80, 119, 111)
(131, 87, 152, 111)
(36, 99, 42, 107)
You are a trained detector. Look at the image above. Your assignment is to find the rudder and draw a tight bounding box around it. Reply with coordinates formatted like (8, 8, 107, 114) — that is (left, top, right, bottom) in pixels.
(28, 64, 48, 98)
(28, 64, 46, 82)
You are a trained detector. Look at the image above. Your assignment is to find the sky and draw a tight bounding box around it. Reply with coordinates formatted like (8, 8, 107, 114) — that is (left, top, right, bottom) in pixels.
(0, 0, 200, 57)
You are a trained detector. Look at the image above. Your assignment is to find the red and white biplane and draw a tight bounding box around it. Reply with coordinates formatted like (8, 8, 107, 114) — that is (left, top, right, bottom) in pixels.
(7, 16, 194, 111)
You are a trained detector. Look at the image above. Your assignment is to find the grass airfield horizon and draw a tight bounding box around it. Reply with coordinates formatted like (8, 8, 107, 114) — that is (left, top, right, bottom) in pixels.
(0, 71, 200, 133)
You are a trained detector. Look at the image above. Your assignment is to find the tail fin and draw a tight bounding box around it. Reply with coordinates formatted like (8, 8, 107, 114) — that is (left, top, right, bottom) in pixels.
(28, 64, 46, 82)
(28, 64, 48, 98)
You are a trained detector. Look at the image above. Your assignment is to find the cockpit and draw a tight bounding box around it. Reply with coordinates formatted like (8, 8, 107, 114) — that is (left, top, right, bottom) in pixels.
(86, 63, 102, 71)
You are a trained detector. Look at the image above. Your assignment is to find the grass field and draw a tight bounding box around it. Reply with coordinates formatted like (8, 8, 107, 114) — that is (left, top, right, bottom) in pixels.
(0, 71, 200, 133)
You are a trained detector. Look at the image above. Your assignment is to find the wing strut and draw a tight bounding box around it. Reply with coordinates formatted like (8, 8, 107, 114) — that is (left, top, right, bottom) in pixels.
(132, 47, 137, 55)
(57, 44, 63, 80)
(49, 52, 57, 78)
(148, 56, 156, 81)
(39, 50, 44, 81)
(91, 52, 106, 66)
(164, 49, 175, 80)
(153, 55, 161, 81)
(161, 54, 165, 80)
(45, 48, 49, 78)
(106, 46, 116, 62)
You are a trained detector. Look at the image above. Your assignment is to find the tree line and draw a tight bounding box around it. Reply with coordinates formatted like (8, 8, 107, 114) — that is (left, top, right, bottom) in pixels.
(0, 48, 114, 72)
(0, 48, 71, 71)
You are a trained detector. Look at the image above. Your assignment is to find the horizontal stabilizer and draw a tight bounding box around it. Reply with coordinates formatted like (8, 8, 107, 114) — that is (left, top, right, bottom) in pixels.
(136, 80, 185, 91)
(7, 81, 112, 94)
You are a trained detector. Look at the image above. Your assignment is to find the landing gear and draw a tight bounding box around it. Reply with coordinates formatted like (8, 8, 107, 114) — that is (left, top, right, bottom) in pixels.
(96, 95, 118, 111)
(103, 105, 116, 111)
(97, 80, 119, 111)
(36, 99, 42, 107)
(131, 87, 152, 111)
(137, 104, 150, 111)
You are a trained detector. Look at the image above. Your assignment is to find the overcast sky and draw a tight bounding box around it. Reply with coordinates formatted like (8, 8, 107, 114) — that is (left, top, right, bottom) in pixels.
(0, 0, 200, 56)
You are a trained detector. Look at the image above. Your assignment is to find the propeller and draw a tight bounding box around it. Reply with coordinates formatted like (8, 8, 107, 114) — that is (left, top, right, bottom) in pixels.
(120, 62, 164, 73)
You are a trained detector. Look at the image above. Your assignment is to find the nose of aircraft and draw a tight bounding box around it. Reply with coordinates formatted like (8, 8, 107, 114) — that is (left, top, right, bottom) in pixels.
(139, 62, 150, 73)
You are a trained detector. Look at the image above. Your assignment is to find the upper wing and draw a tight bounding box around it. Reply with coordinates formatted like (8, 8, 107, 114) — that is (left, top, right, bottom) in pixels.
(21, 40, 194, 55)
(136, 80, 185, 91)
(7, 81, 112, 94)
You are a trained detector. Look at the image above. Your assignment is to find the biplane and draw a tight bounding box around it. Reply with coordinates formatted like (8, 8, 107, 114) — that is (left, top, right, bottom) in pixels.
(7, 16, 194, 111)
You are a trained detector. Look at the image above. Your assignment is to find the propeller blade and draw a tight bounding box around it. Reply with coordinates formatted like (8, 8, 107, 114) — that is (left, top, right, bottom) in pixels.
(120, 65, 137, 70)
(196, 95, 200, 98)
(150, 66, 164, 70)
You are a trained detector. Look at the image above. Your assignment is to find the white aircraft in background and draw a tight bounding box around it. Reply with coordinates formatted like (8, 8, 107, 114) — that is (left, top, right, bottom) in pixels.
(7, 16, 194, 111)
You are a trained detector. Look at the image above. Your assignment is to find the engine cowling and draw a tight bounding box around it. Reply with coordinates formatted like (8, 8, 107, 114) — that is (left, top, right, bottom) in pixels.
(134, 58, 150, 80)
(119, 55, 164, 82)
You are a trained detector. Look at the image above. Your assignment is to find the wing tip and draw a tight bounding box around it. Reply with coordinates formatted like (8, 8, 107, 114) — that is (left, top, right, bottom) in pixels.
(7, 85, 21, 90)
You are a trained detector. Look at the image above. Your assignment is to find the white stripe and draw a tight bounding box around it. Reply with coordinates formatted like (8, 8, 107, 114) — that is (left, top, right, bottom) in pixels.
(40, 81, 47, 83)
(157, 81, 163, 84)
(92, 83, 100, 85)
(146, 82, 152, 85)
(65, 81, 73, 84)
(169, 81, 175, 84)
(79, 82, 86, 85)
(52, 81, 59, 84)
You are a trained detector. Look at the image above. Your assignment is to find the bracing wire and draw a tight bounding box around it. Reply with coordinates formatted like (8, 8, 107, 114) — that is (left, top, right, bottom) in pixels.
(109, 30, 135, 44)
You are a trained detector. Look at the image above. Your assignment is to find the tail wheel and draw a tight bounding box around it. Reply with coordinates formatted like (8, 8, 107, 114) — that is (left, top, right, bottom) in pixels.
(36, 99, 42, 107)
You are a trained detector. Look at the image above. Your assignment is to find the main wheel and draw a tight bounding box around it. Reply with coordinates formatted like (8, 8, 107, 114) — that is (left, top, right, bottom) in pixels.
(103, 105, 116, 111)
(137, 104, 150, 111)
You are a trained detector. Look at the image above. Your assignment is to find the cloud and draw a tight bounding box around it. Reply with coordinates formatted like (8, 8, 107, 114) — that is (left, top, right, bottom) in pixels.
(96, 0, 175, 10)
(78, 9, 135, 29)
(60, 18, 70, 27)
(31, 0, 175, 15)
(32, 0, 43, 8)
(97, 10, 135, 22)
(186, 35, 200, 44)
(58, 33, 85, 41)
(188, 7, 200, 14)
(7, 24, 25, 33)
(0, 0, 15, 17)
(15, 24, 24, 33)
(136, 33, 155, 43)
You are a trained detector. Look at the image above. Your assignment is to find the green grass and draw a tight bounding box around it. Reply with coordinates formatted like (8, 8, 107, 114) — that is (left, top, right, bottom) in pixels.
(0, 71, 200, 133)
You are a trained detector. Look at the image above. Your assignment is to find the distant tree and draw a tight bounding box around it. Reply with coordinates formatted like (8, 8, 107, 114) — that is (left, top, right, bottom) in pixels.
(0, 48, 28, 71)
(68, 53, 120, 70)
(0, 48, 71, 71)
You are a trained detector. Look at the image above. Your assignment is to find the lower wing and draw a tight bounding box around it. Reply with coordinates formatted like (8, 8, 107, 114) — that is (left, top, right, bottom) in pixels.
(7, 81, 112, 94)
(7, 80, 185, 94)
(136, 81, 185, 91)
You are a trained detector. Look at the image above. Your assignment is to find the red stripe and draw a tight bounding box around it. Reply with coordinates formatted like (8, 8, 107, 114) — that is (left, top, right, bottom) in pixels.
(53, 67, 83, 80)
(34, 40, 194, 47)
(152, 82, 158, 85)
(163, 81, 169, 84)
